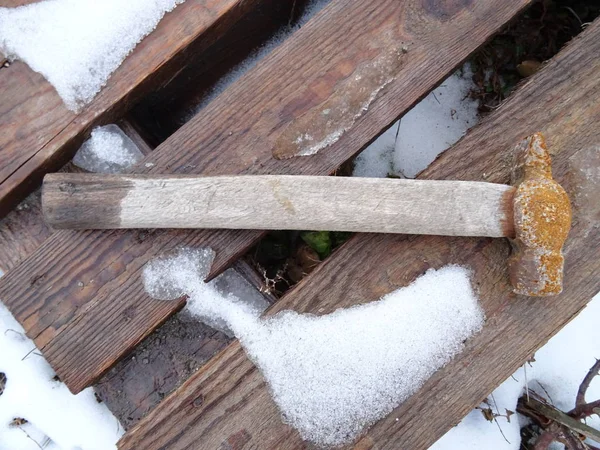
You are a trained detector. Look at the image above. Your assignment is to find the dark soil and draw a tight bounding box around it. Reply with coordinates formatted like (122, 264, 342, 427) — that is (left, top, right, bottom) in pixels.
(470, 0, 600, 114)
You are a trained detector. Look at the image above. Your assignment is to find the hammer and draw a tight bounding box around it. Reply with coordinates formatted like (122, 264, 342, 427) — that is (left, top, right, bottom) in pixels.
(42, 133, 571, 296)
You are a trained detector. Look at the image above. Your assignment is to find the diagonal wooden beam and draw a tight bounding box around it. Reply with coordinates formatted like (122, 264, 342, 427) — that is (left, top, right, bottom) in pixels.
(0, 0, 533, 394)
(118, 19, 600, 450)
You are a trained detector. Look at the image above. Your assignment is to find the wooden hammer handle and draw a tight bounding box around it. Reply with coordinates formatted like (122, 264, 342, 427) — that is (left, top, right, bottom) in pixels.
(43, 173, 515, 237)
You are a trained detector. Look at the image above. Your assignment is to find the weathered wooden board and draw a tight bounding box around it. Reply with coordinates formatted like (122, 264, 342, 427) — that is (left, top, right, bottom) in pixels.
(118, 20, 600, 450)
(0, 0, 267, 217)
(0, 0, 532, 394)
(94, 257, 276, 430)
(43, 174, 515, 238)
(0, 118, 146, 275)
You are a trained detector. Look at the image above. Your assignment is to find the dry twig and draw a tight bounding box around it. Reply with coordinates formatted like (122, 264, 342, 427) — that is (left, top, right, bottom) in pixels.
(569, 359, 600, 420)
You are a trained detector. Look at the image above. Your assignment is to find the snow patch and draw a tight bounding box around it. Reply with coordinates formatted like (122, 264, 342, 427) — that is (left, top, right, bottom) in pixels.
(0, 301, 123, 450)
(73, 124, 144, 174)
(0, 0, 185, 111)
(143, 248, 484, 446)
(353, 65, 479, 178)
(432, 292, 600, 450)
(353, 122, 399, 178)
(143, 248, 269, 336)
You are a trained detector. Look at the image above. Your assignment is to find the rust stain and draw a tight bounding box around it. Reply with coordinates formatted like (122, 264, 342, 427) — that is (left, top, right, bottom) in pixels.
(273, 46, 405, 160)
(509, 133, 572, 296)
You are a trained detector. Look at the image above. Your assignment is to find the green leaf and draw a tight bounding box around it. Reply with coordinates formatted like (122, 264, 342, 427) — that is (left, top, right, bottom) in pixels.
(300, 231, 332, 258)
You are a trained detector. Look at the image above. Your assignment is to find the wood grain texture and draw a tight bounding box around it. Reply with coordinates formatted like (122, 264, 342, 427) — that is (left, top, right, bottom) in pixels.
(0, 190, 51, 275)
(131, 0, 314, 143)
(0, 0, 264, 217)
(117, 118, 154, 156)
(43, 173, 515, 237)
(119, 20, 600, 450)
(95, 258, 275, 430)
(0, 0, 532, 394)
(0, 118, 153, 275)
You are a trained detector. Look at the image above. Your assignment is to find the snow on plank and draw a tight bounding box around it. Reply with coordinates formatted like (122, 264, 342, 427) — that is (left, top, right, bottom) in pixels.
(142, 249, 483, 447)
(0, 0, 264, 217)
(0, 0, 185, 111)
(119, 19, 600, 450)
(0, 0, 533, 394)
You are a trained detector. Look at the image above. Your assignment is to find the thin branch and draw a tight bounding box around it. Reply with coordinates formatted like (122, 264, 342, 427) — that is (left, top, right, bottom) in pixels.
(490, 393, 511, 444)
(575, 359, 600, 407)
(569, 399, 600, 421)
(19, 428, 44, 450)
(517, 394, 600, 443)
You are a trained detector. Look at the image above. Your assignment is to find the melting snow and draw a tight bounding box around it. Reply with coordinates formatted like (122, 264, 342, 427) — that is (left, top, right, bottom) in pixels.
(143, 248, 269, 336)
(353, 64, 479, 178)
(0, 0, 185, 111)
(432, 292, 600, 450)
(0, 302, 123, 449)
(143, 248, 484, 446)
(73, 125, 144, 174)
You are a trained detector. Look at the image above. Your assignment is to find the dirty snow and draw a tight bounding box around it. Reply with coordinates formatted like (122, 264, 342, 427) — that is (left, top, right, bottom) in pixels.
(353, 65, 479, 178)
(432, 291, 600, 450)
(0, 302, 124, 450)
(143, 248, 484, 446)
(0, 0, 185, 111)
(73, 124, 144, 174)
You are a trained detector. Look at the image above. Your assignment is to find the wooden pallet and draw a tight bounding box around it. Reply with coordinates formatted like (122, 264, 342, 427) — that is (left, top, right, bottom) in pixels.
(0, 0, 532, 395)
(1, 1, 598, 449)
(119, 19, 600, 449)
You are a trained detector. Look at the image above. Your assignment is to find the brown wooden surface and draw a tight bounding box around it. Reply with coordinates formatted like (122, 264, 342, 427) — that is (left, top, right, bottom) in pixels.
(0, 0, 532, 394)
(94, 258, 275, 430)
(118, 20, 600, 450)
(0, 0, 265, 217)
(0, 118, 151, 275)
(131, 0, 316, 143)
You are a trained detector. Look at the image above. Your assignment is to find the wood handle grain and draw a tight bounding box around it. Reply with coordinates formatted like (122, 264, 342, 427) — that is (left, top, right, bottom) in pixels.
(42, 174, 515, 237)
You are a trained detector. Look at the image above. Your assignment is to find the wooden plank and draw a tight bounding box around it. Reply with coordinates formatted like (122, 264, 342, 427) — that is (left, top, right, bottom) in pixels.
(42, 174, 515, 238)
(0, 0, 533, 394)
(118, 19, 600, 450)
(117, 118, 154, 156)
(94, 259, 275, 430)
(0, 190, 51, 276)
(0, 0, 269, 217)
(0, 118, 152, 275)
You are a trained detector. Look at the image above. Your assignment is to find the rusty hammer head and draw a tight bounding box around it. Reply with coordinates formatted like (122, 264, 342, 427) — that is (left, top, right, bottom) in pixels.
(509, 133, 571, 296)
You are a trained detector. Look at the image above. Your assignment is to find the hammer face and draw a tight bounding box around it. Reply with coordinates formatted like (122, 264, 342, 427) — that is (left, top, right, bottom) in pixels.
(509, 134, 572, 296)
